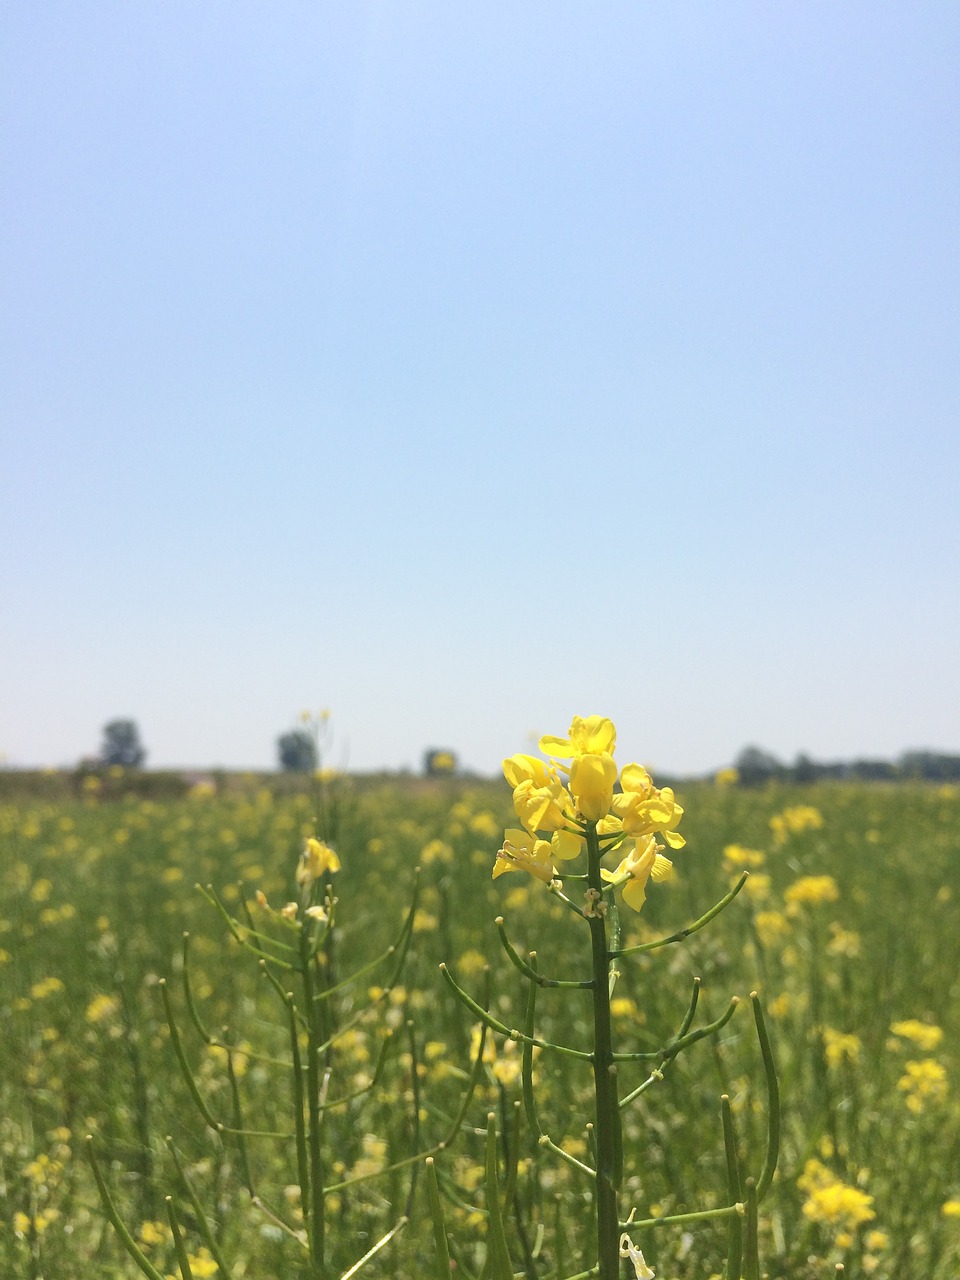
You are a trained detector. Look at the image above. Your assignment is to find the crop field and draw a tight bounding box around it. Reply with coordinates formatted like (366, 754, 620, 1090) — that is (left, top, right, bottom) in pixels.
(1, 765, 958, 1279)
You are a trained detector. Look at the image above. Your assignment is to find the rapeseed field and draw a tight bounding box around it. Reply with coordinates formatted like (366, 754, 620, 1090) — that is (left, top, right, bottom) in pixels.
(1, 723, 957, 1278)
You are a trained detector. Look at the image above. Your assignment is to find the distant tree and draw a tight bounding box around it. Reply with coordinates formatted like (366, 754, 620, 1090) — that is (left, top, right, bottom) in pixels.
(898, 751, 960, 782)
(424, 748, 458, 777)
(734, 745, 784, 788)
(100, 719, 146, 768)
(849, 759, 897, 781)
(277, 730, 317, 773)
(792, 753, 818, 785)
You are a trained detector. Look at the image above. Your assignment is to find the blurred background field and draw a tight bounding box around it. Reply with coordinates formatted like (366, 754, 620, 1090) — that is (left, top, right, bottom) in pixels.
(2, 771, 958, 1278)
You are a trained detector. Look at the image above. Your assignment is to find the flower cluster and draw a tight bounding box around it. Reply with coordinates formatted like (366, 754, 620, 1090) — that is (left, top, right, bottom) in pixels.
(798, 1158, 876, 1236)
(897, 1058, 948, 1114)
(494, 715, 684, 912)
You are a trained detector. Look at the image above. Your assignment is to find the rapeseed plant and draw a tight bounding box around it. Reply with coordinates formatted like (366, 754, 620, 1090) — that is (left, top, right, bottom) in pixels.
(440, 714, 779, 1280)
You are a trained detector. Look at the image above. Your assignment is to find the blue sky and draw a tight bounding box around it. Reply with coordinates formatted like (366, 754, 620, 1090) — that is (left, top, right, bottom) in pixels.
(2, 2, 958, 775)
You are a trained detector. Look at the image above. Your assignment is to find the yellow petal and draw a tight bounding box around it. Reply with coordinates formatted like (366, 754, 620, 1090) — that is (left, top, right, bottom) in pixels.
(619, 763, 652, 795)
(551, 829, 584, 862)
(650, 854, 674, 882)
(622, 878, 648, 912)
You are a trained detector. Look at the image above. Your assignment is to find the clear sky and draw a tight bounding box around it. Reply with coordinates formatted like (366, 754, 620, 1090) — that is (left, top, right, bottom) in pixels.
(2, 2, 958, 777)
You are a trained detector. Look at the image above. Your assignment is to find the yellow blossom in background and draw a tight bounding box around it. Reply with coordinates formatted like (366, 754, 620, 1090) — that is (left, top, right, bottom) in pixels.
(185, 1246, 219, 1277)
(296, 837, 340, 887)
(822, 1028, 863, 1068)
(610, 996, 643, 1024)
(85, 993, 120, 1024)
(420, 839, 453, 865)
(601, 835, 673, 913)
(490, 1037, 523, 1087)
(30, 878, 53, 902)
(14, 1208, 59, 1236)
(784, 875, 840, 910)
(468, 810, 500, 838)
(502, 884, 531, 912)
(826, 923, 861, 958)
(897, 1058, 948, 1113)
(742, 873, 772, 901)
(138, 1220, 172, 1247)
(889, 1020, 943, 1052)
(942, 1199, 960, 1218)
(722, 844, 766, 872)
(714, 767, 739, 787)
(798, 1159, 875, 1231)
(768, 993, 793, 1019)
(753, 910, 791, 946)
(770, 804, 824, 844)
(31, 977, 65, 1000)
(209, 1041, 252, 1079)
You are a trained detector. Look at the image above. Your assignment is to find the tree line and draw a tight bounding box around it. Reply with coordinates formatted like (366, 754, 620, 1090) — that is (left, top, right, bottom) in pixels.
(732, 745, 960, 786)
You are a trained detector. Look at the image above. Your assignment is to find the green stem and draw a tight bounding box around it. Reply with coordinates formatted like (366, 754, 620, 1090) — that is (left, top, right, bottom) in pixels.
(721, 1096, 744, 1280)
(584, 819, 621, 1280)
(298, 929, 326, 1278)
(165, 1196, 194, 1280)
(612, 873, 748, 957)
(425, 1158, 452, 1278)
(84, 1138, 166, 1280)
(751, 992, 781, 1202)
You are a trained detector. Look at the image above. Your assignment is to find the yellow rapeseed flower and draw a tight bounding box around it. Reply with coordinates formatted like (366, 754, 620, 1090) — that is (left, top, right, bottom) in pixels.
(493, 830, 555, 883)
(539, 715, 616, 760)
(85, 994, 120, 1024)
(754, 910, 791, 946)
(889, 1020, 943, 1052)
(138, 1220, 172, 1247)
(420, 839, 453, 865)
(503, 753, 554, 789)
(826, 923, 861, 958)
(601, 835, 673, 913)
(722, 844, 766, 871)
(821, 1028, 863, 1068)
(897, 1058, 948, 1113)
(568, 751, 618, 820)
(185, 1246, 219, 1277)
(510, 775, 572, 834)
(30, 977, 65, 1000)
(770, 804, 824, 844)
(296, 838, 340, 887)
(784, 875, 840, 908)
(610, 764, 685, 848)
(798, 1159, 875, 1230)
